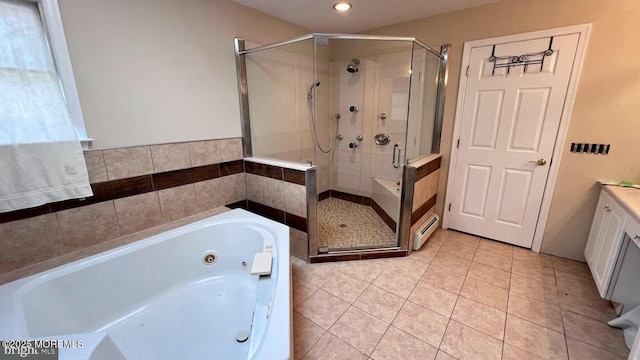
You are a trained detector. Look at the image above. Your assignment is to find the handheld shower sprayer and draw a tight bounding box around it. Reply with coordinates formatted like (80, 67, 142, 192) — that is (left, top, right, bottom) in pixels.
(307, 81, 320, 100)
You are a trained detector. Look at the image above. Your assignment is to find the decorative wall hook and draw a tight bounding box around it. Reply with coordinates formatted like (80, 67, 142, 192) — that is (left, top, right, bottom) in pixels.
(489, 37, 554, 76)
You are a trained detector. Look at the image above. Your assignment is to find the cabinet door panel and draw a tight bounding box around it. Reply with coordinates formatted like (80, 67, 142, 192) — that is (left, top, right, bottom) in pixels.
(593, 202, 627, 297)
(585, 192, 610, 265)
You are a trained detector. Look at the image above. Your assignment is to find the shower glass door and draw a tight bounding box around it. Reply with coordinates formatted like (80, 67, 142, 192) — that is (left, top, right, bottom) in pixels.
(314, 38, 413, 252)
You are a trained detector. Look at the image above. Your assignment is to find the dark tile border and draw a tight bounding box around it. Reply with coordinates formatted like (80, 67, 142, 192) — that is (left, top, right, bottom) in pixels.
(285, 212, 308, 232)
(283, 168, 305, 185)
(1, 162, 238, 223)
(319, 190, 330, 201)
(245, 161, 282, 180)
(309, 249, 407, 263)
(247, 201, 285, 223)
(415, 157, 441, 182)
(152, 164, 219, 190)
(372, 200, 396, 231)
(331, 190, 366, 204)
(411, 194, 437, 226)
(220, 160, 244, 177)
(226, 200, 248, 210)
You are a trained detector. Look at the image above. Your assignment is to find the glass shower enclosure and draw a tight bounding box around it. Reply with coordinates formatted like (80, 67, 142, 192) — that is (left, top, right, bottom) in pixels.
(235, 34, 448, 259)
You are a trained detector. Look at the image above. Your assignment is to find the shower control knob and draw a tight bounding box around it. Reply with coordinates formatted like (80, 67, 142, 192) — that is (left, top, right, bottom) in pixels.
(356, 135, 363, 141)
(337, 134, 344, 140)
(349, 106, 359, 113)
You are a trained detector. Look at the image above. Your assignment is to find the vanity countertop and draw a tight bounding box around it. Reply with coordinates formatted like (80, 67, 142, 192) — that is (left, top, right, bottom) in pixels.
(603, 185, 640, 223)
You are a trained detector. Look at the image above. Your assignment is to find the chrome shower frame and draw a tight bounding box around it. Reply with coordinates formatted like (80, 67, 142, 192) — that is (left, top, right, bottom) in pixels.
(234, 33, 450, 260)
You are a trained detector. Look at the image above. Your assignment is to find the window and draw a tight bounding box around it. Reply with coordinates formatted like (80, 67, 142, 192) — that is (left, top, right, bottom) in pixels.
(0, 0, 88, 146)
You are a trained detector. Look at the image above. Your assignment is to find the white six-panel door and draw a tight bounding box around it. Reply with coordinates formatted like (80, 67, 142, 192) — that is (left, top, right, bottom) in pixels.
(448, 34, 580, 247)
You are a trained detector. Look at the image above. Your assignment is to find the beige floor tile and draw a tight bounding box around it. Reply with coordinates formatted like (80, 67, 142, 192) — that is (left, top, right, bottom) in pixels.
(562, 309, 629, 357)
(452, 296, 506, 340)
(477, 239, 514, 258)
(421, 265, 466, 294)
(384, 257, 430, 278)
(504, 314, 567, 360)
(294, 311, 326, 360)
(329, 306, 389, 356)
(558, 298, 616, 323)
(435, 351, 458, 360)
(371, 326, 438, 360)
(293, 276, 318, 306)
(353, 285, 404, 323)
(510, 273, 559, 304)
(294, 261, 345, 287)
(473, 249, 512, 271)
(566, 336, 627, 360)
(302, 332, 368, 360)
(511, 259, 556, 285)
(460, 277, 508, 311)
(513, 247, 553, 268)
(555, 270, 598, 294)
(440, 321, 503, 360)
(392, 301, 449, 347)
(502, 343, 542, 359)
(408, 281, 458, 317)
(408, 244, 440, 264)
(296, 289, 350, 330)
(447, 231, 481, 247)
(340, 260, 385, 283)
(438, 240, 477, 260)
(552, 257, 592, 279)
(467, 262, 511, 289)
(430, 251, 472, 275)
(508, 292, 563, 333)
(373, 268, 420, 299)
(321, 271, 369, 303)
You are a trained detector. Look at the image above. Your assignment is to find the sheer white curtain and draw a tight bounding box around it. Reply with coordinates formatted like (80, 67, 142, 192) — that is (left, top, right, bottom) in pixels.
(0, 0, 92, 212)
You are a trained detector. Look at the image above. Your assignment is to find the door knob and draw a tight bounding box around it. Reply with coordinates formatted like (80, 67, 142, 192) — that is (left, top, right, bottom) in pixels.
(604, 206, 612, 212)
(528, 159, 547, 166)
(379, 113, 387, 120)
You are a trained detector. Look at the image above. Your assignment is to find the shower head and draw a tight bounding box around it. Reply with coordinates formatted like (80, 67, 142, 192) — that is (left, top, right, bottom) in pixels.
(307, 81, 320, 100)
(347, 58, 360, 73)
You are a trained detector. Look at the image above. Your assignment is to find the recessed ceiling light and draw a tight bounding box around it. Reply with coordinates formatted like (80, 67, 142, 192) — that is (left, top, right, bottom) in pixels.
(333, 2, 352, 11)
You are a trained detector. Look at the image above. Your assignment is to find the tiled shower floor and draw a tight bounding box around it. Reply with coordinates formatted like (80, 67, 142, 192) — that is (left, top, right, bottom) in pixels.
(318, 198, 396, 250)
(291, 228, 630, 360)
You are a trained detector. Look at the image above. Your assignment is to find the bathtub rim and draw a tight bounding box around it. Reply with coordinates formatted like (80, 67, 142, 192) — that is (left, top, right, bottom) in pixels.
(0, 208, 292, 360)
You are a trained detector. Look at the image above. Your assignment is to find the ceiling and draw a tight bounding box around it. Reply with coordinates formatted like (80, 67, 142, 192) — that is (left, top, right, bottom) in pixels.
(233, 0, 501, 33)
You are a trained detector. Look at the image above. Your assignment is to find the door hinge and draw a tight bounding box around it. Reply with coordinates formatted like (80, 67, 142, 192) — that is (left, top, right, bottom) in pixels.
(456, 139, 460, 149)
(550, 158, 553, 165)
(465, 66, 469, 77)
(448, 203, 452, 211)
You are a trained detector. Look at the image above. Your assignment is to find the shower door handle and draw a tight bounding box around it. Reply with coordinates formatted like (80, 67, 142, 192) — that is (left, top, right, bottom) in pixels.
(392, 144, 401, 168)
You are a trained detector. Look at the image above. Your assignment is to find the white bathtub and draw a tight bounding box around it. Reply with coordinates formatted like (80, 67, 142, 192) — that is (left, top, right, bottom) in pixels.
(0, 209, 291, 360)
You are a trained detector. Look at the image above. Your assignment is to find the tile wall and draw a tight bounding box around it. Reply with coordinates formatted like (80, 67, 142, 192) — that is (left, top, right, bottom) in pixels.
(244, 160, 310, 260)
(408, 155, 441, 252)
(0, 138, 245, 275)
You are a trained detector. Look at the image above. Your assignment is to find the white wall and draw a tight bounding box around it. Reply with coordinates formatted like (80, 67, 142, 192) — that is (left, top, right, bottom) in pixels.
(58, 0, 308, 149)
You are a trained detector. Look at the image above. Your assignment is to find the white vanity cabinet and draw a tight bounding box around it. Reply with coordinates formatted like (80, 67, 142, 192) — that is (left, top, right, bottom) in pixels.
(585, 189, 628, 297)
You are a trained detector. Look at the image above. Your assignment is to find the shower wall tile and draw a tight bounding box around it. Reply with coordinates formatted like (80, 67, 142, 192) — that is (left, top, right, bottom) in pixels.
(413, 169, 440, 212)
(57, 201, 121, 252)
(194, 178, 226, 213)
(114, 192, 163, 235)
(262, 177, 285, 210)
(0, 214, 66, 273)
(220, 160, 244, 177)
(189, 140, 222, 166)
(150, 143, 191, 173)
(158, 184, 198, 223)
(103, 146, 153, 180)
(222, 173, 247, 205)
(83, 150, 108, 183)
(285, 182, 307, 218)
(219, 138, 243, 162)
(246, 173, 264, 204)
